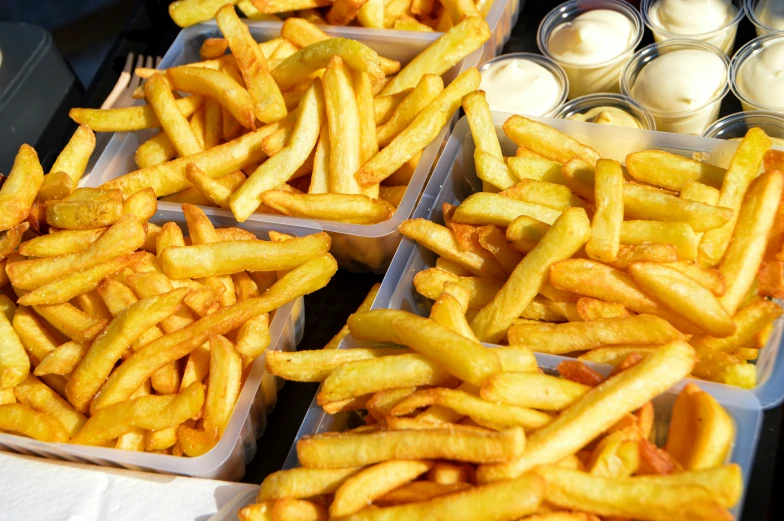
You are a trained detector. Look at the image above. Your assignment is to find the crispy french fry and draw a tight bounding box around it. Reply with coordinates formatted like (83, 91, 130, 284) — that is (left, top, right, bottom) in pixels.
(146, 73, 204, 157)
(691, 296, 782, 355)
(298, 426, 525, 467)
(38, 125, 95, 201)
(0, 308, 29, 388)
(381, 17, 490, 95)
(135, 132, 177, 169)
(261, 191, 394, 224)
(45, 190, 124, 230)
(623, 183, 732, 232)
(501, 178, 584, 211)
(0, 403, 69, 442)
(204, 334, 242, 436)
(507, 156, 566, 185)
(14, 375, 86, 437)
(605, 244, 678, 270)
(699, 128, 771, 267)
(471, 208, 591, 343)
(452, 192, 561, 227)
(0, 223, 29, 261)
(34, 341, 90, 376)
(378, 74, 443, 147)
(259, 467, 364, 500)
(503, 115, 600, 166)
(167, 66, 255, 130)
(585, 159, 623, 263)
(413, 268, 502, 308)
(626, 150, 724, 190)
(70, 95, 203, 132)
(620, 220, 698, 260)
(0, 145, 44, 232)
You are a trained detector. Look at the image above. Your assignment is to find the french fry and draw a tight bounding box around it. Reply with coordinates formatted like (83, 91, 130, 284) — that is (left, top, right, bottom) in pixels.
(626, 150, 725, 190)
(381, 17, 490, 95)
(32, 302, 108, 343)
(623, 183, 732, 232)
(376, 482, 470, 505)
(413, 268, 502, 308)
(45, 190, 124, 230)
(508, 315, 684, 355)
(230, 81, 324, 221)
(69, 95, 203, 132)
(585, 159, 623, 263)
(378, 74, 443, 147)
(72, 382, 205, 446)
(507, 156, 566, 185)
(620, 220, 698, 260)
(535, 465, 734, 521)
(0, 145, 44, 232)
(0, 308, 29, 388)
(576, 298, 630, 321)
(217, 5, 287, 124)
(330, 460, 432, 517)
(719, 171, 784, 315)
(629, 262, 735, 337)
(167, 66, 255, 130)
(691, 296, 782, 355)
(0, 223, 29, 261)
(322, 56, 363, 194)
(699, 128, 772, 267)
(38, 125, 95, 201)
(475, 149, 518, 190)
(0, 403, 69, 442)
(261, 191, 394, 224)
(452, 192, 561, 227)
(146, 73, 204, 157)
(14, 375, 86, 437)
(357, 68, 481, 186)
(160, 232, 330, 278)
(470, 208, 591, 343)
(480, 373, 590, 411)
(501, 178, 584, 211)
(477, 341, 695, 482)
(135, 132, 177, 169)
(204, 334, 242, 436)
(34, 340, 90, 376)
(503, 115, 600, 166)
(297, 426, 525, 467)
(259, 467, 364, 501)
(605, 244, 678, 270)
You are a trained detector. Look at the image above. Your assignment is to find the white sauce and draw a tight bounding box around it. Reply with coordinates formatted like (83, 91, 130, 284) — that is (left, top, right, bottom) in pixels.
(479, 59, 562, 116)
(548, 10, 636, 65)
(649, 0, 736, 35)
(738, 38, 784, 109)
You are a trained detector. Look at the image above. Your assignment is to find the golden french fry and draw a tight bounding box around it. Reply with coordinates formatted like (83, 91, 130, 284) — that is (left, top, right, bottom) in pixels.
(135, 132, 177, 169)
(216, 5, 287, 124)
(699, 128, 771, 267)
(298, 426, 525, 467)
(585, 159, 623, 263)
(11, 305, 61, 362)
(167, 66, 255, 130)
(14, 375, 86, 437)
(357, 68, 481, 187)
(326, 0, 366, 24)
(348, 309, 501, 386)
(259, 467, 364, 500)
(413, 268, 502, 308)
(38, 125, 95, 201)
(620, 220, 698, 260)
(691, 296, 782, 355)
(34, 340, 90, 376)
(477, 341, 696, 483)
(475, 149, 518, 190)
(146, 73, 204, 157)
(169, 0, 238, 27)
(562, 158, 596, 201)
(578, 346, 661, 365)
(45, 191, 124, 230)
(575, 298, 630, 321)
(261, 191, 394, 224)
(69, 95, 203, 131)
(0, 222, 29, 261)
(381, 17, 490, 95)
(629, 262, 735, 337)
(230, 81, 324, 221)
(623, 183, 732, 232)
(719, 171, 784, 315)
(605, 244, 678, 270)
(204, 334, 242, 436)
(501, 178, 584, 211)
(0, 308, 29, 388)
(626, 150, 725, 190)
(452, 192, 561, 227)
(399, 219, 508, 280)
(330, 460, 432, 517)
(72, 382, 205, 446)
(503, 115, 600, 166)
(0, 145, 44, 232)
(8, 215, 145, 290)
(33, 302, 108, 343)
(535, 465, 734, 521)
(160, 232, 330, 278)
(470, 208, 591, 343)
(200, 37, 229, 60)
(507, 156, 566, 185)
(0, 403, 69, 442)
(480, 373, 590, 411)
(378, 74, 443, 147)
(666, 383, 734, 470)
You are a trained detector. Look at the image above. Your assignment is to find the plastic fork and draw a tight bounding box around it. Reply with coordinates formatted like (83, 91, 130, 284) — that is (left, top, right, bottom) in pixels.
(101, 52, 162, 109)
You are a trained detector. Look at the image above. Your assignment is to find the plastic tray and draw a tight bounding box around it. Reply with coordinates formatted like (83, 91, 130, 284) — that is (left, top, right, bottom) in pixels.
(82, 24, 485, 273)
(0, 216, 316, 481)
(374, 113, 784, 409)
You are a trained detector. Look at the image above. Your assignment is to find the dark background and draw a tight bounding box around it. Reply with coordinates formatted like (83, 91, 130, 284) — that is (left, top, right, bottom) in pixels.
(1, 0, 783, 519)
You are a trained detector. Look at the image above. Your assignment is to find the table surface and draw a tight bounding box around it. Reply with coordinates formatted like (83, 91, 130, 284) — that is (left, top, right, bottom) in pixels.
(35, 1, 784, 519)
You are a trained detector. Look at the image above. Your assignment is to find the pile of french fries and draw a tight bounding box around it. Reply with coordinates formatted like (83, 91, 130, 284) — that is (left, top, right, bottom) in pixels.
(69, 14, 489, 226)
(0, 134, 338, 456)
(400, 95, 784, 389)
(168, 0, 494, 33)
(237, 305, 741, 521)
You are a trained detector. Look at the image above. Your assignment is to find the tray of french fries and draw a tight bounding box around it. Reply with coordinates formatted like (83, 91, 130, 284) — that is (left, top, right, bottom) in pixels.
(0, 130, 345, 479)
(168, 0, 521, 68)
(372, 102, 784, 409)
(77, 13, 491, 273)
(224, 313, 761, 520)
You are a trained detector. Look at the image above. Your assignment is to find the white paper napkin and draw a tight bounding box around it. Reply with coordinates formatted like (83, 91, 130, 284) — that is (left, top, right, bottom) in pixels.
(0, 452, 258, 521)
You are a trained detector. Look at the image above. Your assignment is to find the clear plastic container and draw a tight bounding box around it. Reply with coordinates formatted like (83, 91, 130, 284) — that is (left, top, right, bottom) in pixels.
(553, 92, 656, 130)
(537, 0, 644, 99)
(82, 24, 483, 273)
(703, 111, 784, 147)
(478, 53, 569, 117)
(745, 0, 784, 37)
(621, 39, 730, 135)
(641, 0, 744, 55)
(730, 32, 784, 113)
(0, 218, 313, 481)
(375, 113, 784, 409)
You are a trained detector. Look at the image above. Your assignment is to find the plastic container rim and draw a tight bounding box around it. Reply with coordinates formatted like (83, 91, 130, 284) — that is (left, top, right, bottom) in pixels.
(640, 0, 745, 41)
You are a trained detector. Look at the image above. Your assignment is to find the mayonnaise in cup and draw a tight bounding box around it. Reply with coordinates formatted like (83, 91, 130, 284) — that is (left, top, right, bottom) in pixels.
(621, 39, 730, 135)
(554, 93, 656, 130)
(703, 111, 784, 147)
(538, 0, 643, 99)
(746, 0, 784, 37)
(478, 53, 569, 117)
(642, 0, 743, 55)
(731, 33, 784, 113)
